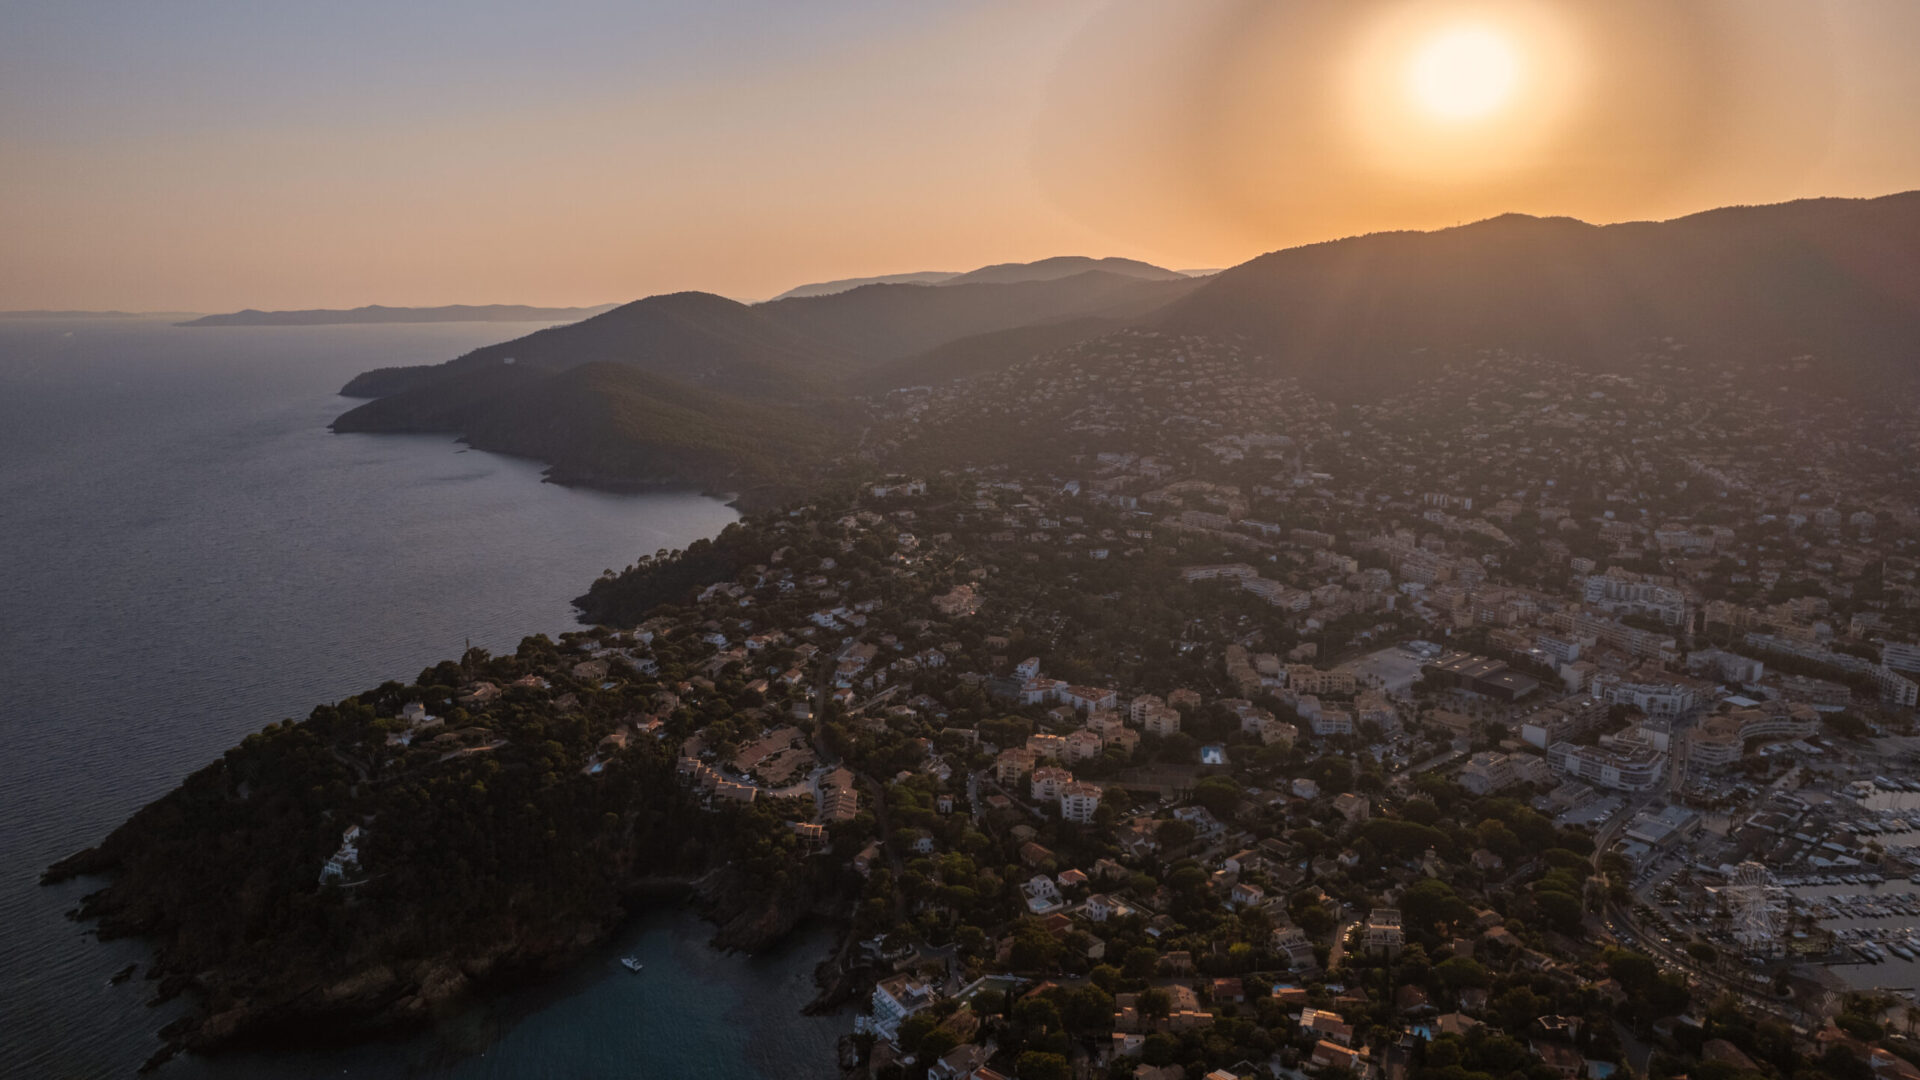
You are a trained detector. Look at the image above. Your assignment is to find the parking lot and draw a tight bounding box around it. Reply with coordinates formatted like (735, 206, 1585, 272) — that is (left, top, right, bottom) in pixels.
(1556, 794, 1626, 829)
(1336, 645, 1432, 697)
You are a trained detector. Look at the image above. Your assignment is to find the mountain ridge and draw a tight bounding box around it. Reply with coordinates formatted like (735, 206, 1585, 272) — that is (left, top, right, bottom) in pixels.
(332, 191, 1920, 499)
(768, 271, 958, 301)
(1159, 189, 1920, 395)
(765, 254, 1188, 301)
(180, 303, 621, 327)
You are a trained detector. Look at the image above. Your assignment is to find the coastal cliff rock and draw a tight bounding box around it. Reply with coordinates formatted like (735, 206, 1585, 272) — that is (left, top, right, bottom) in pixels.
(700, 859, 853, 954)
(46, 636, 846, 1065)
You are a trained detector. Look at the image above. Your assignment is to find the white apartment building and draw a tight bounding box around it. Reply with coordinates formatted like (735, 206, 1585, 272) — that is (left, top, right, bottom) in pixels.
(1060, 781, 1103, 824)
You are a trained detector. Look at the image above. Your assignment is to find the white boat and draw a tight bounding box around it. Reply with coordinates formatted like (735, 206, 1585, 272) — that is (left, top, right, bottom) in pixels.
(620, 956, 644, 973)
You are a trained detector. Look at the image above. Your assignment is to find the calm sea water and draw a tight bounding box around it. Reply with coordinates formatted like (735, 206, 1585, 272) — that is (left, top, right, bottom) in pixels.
(0, 318, 841, 1078)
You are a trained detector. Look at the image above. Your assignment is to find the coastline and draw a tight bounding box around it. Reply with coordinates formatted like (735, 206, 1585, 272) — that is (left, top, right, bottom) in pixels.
(46, 855, 853, 1073)
(330, 424, 796, 516)
(0, 318, 756, 1079)
(533, 464, 768, 514)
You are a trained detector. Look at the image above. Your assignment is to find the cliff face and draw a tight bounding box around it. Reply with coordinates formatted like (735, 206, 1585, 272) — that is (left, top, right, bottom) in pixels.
(700, 860, 854, 954)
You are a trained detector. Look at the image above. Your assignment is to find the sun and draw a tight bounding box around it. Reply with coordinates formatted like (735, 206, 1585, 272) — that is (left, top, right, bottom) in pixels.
(1405, 25, 1522, 122)
(1342, 3, 1582, 179)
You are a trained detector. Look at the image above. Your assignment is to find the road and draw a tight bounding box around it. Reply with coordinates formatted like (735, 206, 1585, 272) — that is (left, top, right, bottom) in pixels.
(1598, 899, 1803, 1023)
(1397, 747, 1464, 777)
(1326, 917, 1360, 973)
(1589, 792, 1807, 1025)
(1589, 791, 1657, 870)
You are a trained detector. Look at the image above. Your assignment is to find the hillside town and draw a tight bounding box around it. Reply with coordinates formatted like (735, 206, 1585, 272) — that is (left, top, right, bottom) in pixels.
(527, 330, 1920, 1080)
(80, 327, 1920, 1078)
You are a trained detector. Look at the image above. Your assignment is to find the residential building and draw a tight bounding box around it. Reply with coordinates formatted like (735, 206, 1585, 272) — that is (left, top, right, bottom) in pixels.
(1311, 709, 1354, 737)
(1272, 925, 1319, 970)
(1026, 733, 1068, 760)
(1031, 766, 1073, 801)
(1288, 665, 1358, 696)
(1687, 705, 1823, 769)
(1365, 908, 1405, 959)
(1459, 752, 1516, 795)
(1060, 781, 1103, 824)
(868, 973, 936, 1039)
(994, 747, 1038, 785)
(1545, 741, 1665, 792)
(1874, 664, 1920, 708)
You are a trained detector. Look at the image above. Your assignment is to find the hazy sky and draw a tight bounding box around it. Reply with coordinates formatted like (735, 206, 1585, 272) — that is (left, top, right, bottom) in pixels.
(6, 0, 1920, 311)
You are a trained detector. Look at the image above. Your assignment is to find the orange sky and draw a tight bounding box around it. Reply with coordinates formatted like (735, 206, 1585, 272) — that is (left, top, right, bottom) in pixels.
(5, 0, 1920, 311)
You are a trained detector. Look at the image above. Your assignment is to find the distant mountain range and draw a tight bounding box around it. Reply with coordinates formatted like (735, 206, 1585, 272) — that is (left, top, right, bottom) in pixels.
(337, 269, 1198, 404)
(333, 191, 1920, 502)
(0, 310, 187, 319)
(769, 271, 959, 301)
(767, 255, 1192, 300)
(179, 303, 621, 327)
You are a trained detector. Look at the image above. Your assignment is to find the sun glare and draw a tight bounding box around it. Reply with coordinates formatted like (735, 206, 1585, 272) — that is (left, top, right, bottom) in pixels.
(1340, 3, 1581, 181)
(1406, 25, 1521, 121)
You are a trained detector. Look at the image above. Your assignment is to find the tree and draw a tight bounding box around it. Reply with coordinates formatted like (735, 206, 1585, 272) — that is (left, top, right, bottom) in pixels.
(1401, 798, 1442, 826)
(1058, 985, 1116, 1032)
(1015, 995, 1061, 1033)
(1193, 775, 1243, 818)
(895, 1011, 943, 1057)
(1167, 864, 1210, 895)
(1017, 1050, 1070, 1080)
(1290, 895, 1336, 936)
(1533, 887, 1584, 932)
(1010, 919, 1059, 970)
(1474, 818, 1522, 861)
(1436, 956, 1489, 990)
(1156, 818, 1196, 849)
(1123, 946, 1161, 981)
(1401, 878, 1470, 936)
(919, 1026, 958, 1062)
(1139, 987, 1172, 1022)
(1495, 986, 1546, 1032)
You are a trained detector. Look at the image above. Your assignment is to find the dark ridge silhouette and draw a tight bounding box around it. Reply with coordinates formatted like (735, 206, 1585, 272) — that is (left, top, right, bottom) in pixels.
(339, 291, 839, 401)
(342, 271, 1201, 402)
(334, 361, 836, 502)
(179, 303, 621, 327)
(769, 270, 958, 301)
(756, 271, 1200, 364)
(941, 255, 1187, 286)
(1161, 191, 1920, 396)
(0, 309, 178, 319)
(767, 255, 1186, 301)
(334, 190, 1920, 494)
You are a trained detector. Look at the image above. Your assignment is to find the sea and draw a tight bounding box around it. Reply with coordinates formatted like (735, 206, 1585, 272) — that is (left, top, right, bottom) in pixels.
(0, 316, 844, 1078)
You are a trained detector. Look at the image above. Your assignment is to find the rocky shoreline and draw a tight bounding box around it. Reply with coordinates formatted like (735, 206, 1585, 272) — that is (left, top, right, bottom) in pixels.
(46, 850, 853, 1073)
